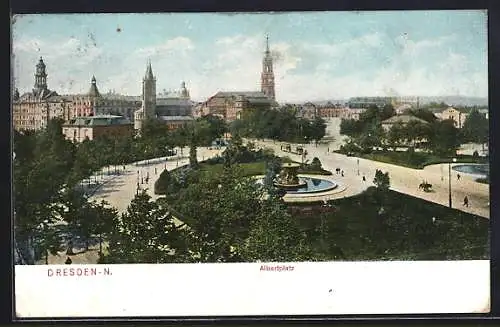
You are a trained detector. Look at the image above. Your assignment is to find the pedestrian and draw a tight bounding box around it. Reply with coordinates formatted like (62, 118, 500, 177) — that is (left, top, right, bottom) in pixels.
(141, 177, 144, 184)
(155, 167, 157, 175)
(327, 147, 330, 153)
(341, 170, 344, 177)
(457, 173, 461, 181)
(362, 175, 366, 182)
(65, 257, 72, 264)
(463, 196, 469, 207)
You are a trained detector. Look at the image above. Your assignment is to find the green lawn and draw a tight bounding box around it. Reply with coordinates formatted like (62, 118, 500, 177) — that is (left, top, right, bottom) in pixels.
(343, 151, 488, 169)
(199, 161, 267, 177)
(199, 160, 332, 177)
(292, 187, 489, 261)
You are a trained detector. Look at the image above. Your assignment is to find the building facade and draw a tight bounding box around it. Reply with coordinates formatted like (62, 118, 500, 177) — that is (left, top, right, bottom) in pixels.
(13, 58, 142, 132)
(158, 116, 194, 130)
(62, 115, 134, 142)
(13, 57, 73, 131)
(202, 91, 275, 122)
(316, 102, 349, 118)
(347, 97, 394, 109)
(433, 107, 469, 128)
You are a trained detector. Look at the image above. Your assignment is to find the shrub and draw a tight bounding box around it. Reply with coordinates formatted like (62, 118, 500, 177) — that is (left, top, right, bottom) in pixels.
(154, 169, 172, 195)
(373, 169, 390, 191)
(339, 141, 361, 155)
(310, 157, 322, 170)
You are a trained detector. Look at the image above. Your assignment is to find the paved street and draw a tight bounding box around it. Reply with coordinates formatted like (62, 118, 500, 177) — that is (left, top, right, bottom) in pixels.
(42, 146, 223, 264)
(90, 146, 224, 214)
(252, 138, 489, 219)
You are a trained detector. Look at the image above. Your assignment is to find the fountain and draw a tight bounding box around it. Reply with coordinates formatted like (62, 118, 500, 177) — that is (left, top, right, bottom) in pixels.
(273, 163, 307, 189)
(258, 162, 339, 196)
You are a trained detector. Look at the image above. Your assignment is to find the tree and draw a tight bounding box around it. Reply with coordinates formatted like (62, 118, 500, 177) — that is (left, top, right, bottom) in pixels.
(89, 200, 118, 256)
(200, 114, 227, 142)
(310, 116, 327, 145)
(428, 119, 461, 156)
(340, 118, 363, 137)
(373, 169, 390, 192)
(14, 119, 76, 264)
(189, 141, 199, 168)
(380, 104, 396, 121)
(173, 167, 260, 262)
(358, 123, 385, 152)
(103, 191, 186, 263)
(462, 109, 489, 147)
(240, 198, 313, 262)
(388, 122, 405, 149)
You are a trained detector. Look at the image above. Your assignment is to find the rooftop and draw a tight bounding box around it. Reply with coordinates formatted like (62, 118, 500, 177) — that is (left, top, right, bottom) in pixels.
(158, 116, 194, 121)
(213, 91, 269, 99)
(382, 115, 429, 124)
(156, 98, 193, 106)
(65, 115, 132, 126)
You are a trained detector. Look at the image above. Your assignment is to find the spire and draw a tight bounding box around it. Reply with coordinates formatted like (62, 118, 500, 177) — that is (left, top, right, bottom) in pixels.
(88, 75, 100, 97)
(37, 56, 45, 68)
(145, 60, 154, 80)
(261, 34, 275, 100)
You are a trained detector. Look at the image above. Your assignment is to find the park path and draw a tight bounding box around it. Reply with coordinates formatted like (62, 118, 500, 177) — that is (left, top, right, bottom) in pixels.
(252, 139, 489, 219)
(42, 146, 223, 264)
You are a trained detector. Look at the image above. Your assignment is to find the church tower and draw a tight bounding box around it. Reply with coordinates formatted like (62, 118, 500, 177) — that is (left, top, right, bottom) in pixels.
(142, 60, 156, 119)
(88, 75, 100, 98)
(260, 35, 275, 100)
(33, 57, 48, 97)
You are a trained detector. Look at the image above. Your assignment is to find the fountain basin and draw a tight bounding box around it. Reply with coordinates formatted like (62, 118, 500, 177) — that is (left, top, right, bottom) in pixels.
(257, 176, 338, 194)
(452, 164, 489, 177)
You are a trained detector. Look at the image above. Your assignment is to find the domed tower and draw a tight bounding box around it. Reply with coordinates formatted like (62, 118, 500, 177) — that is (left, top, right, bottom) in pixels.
(87, 76, 101, 116)
(180, 81, 190, 99)
(142, 60, 156, 119)
(33, 57, 48, 97)
(260, 35, 275, 100)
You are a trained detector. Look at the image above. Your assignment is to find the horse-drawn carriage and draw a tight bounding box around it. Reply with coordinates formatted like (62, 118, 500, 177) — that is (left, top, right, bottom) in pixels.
(418, 181, 433, 192)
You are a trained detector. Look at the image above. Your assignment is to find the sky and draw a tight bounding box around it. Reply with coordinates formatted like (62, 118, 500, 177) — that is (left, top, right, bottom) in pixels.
(12, 11, 488, 103)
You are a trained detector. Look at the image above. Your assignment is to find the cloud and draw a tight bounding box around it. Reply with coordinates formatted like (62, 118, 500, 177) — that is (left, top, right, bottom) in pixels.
(135, 36, 195, 58)
(12, 32, 487, 102)
(12, 37, 45, 53)
(12, 36, 104, 94)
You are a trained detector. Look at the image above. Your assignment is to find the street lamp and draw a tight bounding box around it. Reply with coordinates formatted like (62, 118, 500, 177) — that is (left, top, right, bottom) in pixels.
(448, 157, 457, 208)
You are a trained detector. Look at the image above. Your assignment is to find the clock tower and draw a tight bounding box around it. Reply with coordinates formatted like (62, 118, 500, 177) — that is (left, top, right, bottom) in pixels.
(260, 35, 275, 100)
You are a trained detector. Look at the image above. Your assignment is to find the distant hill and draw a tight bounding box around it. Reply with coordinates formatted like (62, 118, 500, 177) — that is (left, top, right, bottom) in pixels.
(417, 96, 488, 107)
(307, 96, 488, 107)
